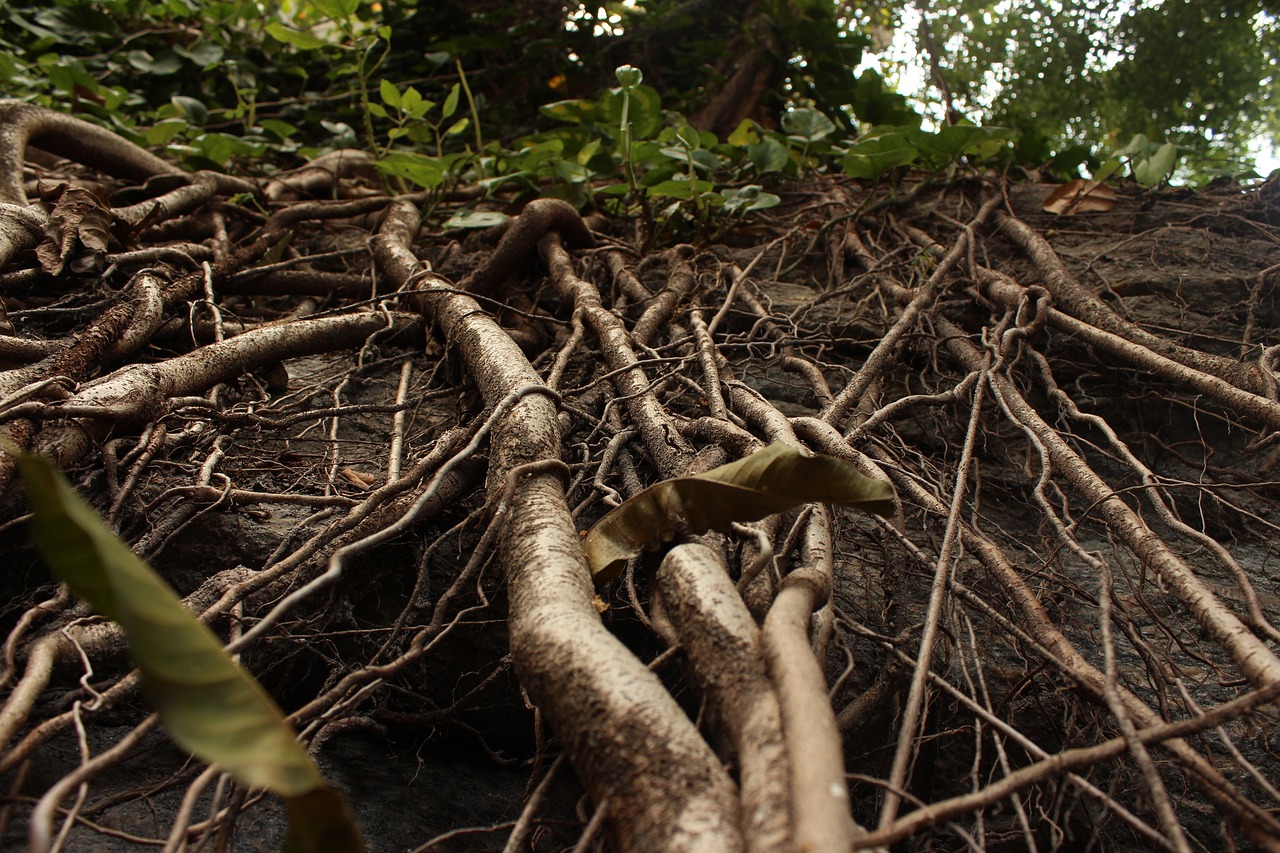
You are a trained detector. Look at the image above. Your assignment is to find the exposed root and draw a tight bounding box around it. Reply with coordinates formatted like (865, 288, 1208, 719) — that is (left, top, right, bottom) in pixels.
(2, 113, 1280, 852)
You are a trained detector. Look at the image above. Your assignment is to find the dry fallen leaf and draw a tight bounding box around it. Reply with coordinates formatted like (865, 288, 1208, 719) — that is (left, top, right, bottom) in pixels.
(583, 443, 897, 582)
(1042, 179, 1118, 215)
(36, 183, 113, 275)
(341, 467, 378, 489)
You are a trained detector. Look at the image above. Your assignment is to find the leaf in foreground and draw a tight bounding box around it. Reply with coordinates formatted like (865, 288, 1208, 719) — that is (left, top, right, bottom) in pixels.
(12, 449, 363, 852)
(583, 443, 898, 581)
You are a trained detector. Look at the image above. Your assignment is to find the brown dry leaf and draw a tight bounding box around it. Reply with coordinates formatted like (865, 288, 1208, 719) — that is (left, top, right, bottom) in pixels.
(340, 467, 378, 489)
(583, 442, 897, 582)
(1042, 179, 1118, 215)
(36, 183, 112, 275)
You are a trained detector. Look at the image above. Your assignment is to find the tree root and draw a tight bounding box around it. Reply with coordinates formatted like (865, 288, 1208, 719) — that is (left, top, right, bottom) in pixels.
(2, 114, 1279, 853)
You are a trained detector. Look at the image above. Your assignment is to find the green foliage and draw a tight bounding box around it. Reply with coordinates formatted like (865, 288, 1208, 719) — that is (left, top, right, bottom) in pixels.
(841, 131, 920, 180)
(0, 0, 1272, 204)
(9, 447, 363, 852)
(513, 68, 787, 235)
(1076, 132, 1183, 188)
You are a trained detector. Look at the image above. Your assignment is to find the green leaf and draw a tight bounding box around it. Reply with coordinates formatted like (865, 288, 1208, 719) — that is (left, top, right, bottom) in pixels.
(728, 119, 761, 147)
(904, 125, 1014, 165)
(1115, 133, 1152, 160)
(1092, 157, 1124, 183)
(146, 118, 189, 146)
(442, 83, 460, 119)
(781, 108, 836, 142)
(615, 64, 643, 89)
(265, 22, 329, 50)
(539, 99, 598, 125)
(747, 137, 790, 173)
(170, 95, 208, 126)
(311, 0, 359, 21)
(376, 151, 446, 188)
(190, 132, 262, 166)
(259, 118, 299, 141)
(841, 133, 919, 179)
(401, 86, 425, 116)
(576, 138, 602, 166)
(444, 209, 510, 229)
(646, 178, 714, 200)
(126, 49, 182, 76)
(379, 78, 401, 109)
(9, 449, 364, 850)
(173, 41, 224, 67)
(721, 185, 781, 213)
(583, 443, 897, 581)
(599, 84, 662, 138)
(1134, 142, 1178, 187)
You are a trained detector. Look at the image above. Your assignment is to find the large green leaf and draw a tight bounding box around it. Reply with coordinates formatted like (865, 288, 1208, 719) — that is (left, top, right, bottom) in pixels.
(12, 450, 363, 851)
(841, 133, 920, 179)
(583, 443, 897, 581)
(781, 107, 837, 142)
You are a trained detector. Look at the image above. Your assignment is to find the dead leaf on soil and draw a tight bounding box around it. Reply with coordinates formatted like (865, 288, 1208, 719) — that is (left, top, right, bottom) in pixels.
(583, 442, 897, 582)
(35, 183, 112, 275)
(1042, 179, 1118, 215)
(341, 467, 378, 489)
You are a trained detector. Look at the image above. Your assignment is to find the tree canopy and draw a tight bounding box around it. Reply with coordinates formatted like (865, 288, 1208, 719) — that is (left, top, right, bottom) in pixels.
(1, 0, 1276, 181)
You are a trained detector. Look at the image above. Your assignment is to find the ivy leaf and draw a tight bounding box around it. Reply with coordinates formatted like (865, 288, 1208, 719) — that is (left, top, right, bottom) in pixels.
(599, 84, 663, 138)
(728, 119, 761, 146)
(583, 443, 897, 581)
(909, 125, 1014, 162)
(173, 41, 224, 67)
(841, 133, 919, 179)
(721, 185, 781, 214)
(1134, 142, 1178, 187)
(646, 178, 714, 199)
(125, 49, 182, 76)
(170, 95, 208, 125)
(781, 108, 836, 142)
(747, 137, 790, 173)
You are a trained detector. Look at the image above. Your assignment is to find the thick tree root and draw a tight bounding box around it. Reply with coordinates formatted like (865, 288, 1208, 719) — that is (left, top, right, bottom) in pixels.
(2, 111, 1279, 853)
